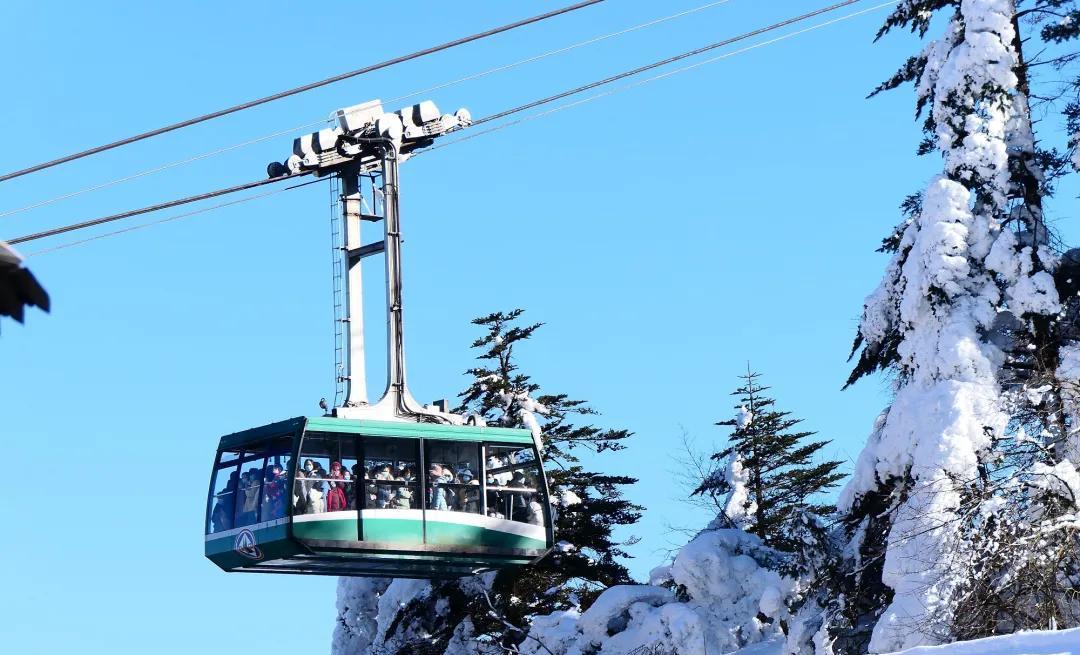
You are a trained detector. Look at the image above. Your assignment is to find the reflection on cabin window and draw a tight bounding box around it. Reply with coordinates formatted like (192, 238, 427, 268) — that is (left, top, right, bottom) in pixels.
(364, 438, 419, 511)
(425, 441, 482, 514)
(485, 444, 544, 526)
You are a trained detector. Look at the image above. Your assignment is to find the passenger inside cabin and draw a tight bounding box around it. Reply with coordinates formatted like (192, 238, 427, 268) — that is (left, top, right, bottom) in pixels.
(262, 465, 286, 520)
(486, 474, 504, 519)
(211, 470, 238, 532)
(457, 469, 480, 513)
(308, 479, 326, 513)
(327, 478, 347, 512)
(342, 470, 355, 510)
(392, 486, 413, 509)
(293, 470, 308, 515)
(428, 463, 450, 510)
(510, 471, 529, 522)
(374, 465, 395, 508)
(235, 468, 262, 525)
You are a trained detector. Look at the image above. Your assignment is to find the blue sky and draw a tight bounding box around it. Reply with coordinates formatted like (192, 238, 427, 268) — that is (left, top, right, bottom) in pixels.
(4, 1, 1080, 653)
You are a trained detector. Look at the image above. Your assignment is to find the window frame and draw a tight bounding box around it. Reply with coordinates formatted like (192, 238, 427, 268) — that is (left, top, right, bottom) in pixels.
(207, 439, 294, 533)
(207, 452, 242, 535)
(422, 439, 484, 515)
(482, 442, 547, 525)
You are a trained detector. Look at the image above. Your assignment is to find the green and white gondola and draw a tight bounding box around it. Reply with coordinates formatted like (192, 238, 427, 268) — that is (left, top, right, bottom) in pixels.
(205, 416, 553, 578)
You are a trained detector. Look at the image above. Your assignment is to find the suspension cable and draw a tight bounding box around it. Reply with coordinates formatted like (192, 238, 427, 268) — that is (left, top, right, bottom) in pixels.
(0, 0, 736, 221)
(428, 0, 898, 153)
(0, 0, 605, 183)
(12, 0, 889, 252)
(24, 178, 326, 257)
(472, 0, 865, 128)
(0, 119, 328, 220)
(382, 0, 737, 107)
(7, 174, 311, 245)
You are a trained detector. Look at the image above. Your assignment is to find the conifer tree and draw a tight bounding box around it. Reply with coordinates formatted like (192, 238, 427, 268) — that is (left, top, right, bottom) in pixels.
(695, 369, 844, 551)
(826, 1, 1080, 651)
(333, 310, 642, 655)
(456, 310, 643, 636)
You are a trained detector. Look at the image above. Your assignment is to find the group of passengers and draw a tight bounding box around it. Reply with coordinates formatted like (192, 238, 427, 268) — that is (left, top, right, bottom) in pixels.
(294, 459, 354, 515)
(293, 460, 420, 515)
(210, 464, 289, 533)
(368, 464, 416, 510)
(427, 457, 545, 526)
(212, 455, 545, 532)
(427, 463, 481, 513)
(483, 456, 545, 526)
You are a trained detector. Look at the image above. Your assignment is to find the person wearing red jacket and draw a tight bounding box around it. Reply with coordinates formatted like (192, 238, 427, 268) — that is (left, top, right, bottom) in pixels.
(327, 461, 347, 512)
(327, 481, 347, 512)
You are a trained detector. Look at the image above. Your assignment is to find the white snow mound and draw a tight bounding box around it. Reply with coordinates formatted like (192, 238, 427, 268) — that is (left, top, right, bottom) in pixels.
(889, 628, 1080, 655)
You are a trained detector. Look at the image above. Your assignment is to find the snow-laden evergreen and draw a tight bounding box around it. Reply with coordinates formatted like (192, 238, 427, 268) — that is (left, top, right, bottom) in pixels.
(508, 378, 841, 655)
(519, 528, 791, 655)
(832, 0, 1077, 650)
(694, 370, 844, 550)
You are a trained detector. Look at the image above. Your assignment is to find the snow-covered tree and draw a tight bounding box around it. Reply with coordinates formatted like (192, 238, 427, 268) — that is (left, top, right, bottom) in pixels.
(694, 369, 844, 551)
(332, 309, 642, 655)
(826, 1, 1080, 651)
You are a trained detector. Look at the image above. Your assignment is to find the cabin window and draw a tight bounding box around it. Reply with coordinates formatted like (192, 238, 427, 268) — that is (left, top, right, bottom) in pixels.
(296, 433, 338, 515)
(233, 461, 264, 528)
(294, 433, 363, 514)
(204, 438, 292, 530)
(485, 444, 544, 526)
(208, 457, 240, 534)
(339, 437, 359, 511)
(425, 441, 482, 514)
(363, 437, 419, 510)
(259, 453, 290, 522)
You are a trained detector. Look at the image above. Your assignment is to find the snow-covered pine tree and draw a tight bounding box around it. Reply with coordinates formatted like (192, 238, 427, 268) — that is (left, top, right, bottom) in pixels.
(694, 369, 844, 551)
(333, 309, 642, 655)
(454, 310, 642, 640)
(826, 1, 1078, 651)
(690, 370, 844, 655)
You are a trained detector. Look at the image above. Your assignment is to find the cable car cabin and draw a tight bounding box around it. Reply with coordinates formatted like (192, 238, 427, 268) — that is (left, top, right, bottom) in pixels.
(205, 416, 554, 578)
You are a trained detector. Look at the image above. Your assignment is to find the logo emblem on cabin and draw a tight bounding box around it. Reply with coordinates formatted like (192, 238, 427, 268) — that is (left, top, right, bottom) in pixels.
(234, 529, 263, 560)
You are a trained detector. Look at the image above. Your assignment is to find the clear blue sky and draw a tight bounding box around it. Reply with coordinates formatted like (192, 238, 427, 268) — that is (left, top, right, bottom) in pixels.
(3, 1, 1079, 653)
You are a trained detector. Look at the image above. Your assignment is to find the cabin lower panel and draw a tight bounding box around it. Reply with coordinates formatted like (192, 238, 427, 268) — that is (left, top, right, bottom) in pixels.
(206, 512, 549, 578)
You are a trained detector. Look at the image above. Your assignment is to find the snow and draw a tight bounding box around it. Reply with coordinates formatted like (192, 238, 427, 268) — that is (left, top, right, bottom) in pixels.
(522, 528, 790, 655)
(891, 628, 1080, 655)
(559, 490, 583, 507)
(737, 405, 754, 428)
(721, 454, 758, 530)
(485, 371, 549, 445)
(332, 578, 391, 654)
(1058, 343, 1080, 463)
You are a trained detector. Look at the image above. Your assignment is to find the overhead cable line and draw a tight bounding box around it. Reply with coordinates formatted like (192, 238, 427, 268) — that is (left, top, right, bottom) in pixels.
(24, 178, 325, 257)
(0, 119, 328, 220)
(472, 0, 865, 128)
(0, 0, 735, 221)
(0, 0, 605, 183)
(12, 0, 889, 252)
(428, 0, 898, 152)
(7, 174, 313, 245)
(383, 0, 737, 106)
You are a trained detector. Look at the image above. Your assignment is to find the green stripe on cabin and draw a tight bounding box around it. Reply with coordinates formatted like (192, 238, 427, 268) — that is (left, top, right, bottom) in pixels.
(303, 417, 535, 443)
